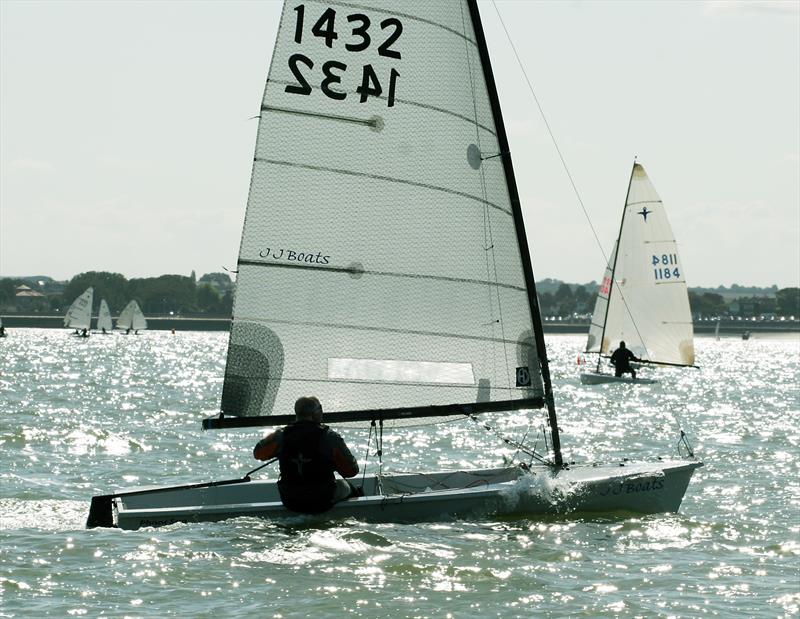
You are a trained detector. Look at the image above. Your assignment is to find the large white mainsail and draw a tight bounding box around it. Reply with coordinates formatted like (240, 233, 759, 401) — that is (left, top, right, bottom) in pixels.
(585, 163, 694, 366)
(117, 301, 147, 332)
(96, 299, 113, 332)
(212, 0, 549, 431)
(64, 287, 94, 331)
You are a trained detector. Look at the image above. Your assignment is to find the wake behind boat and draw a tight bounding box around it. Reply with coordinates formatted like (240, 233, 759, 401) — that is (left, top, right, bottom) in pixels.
(88, 0, 701, 530)
(581, 162, 696, 385)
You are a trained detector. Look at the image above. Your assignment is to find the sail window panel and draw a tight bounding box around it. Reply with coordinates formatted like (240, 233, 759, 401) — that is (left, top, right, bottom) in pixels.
(223, 319, 540, 419)
(328, 358, 475, 385)
(253, 93, 508, 218)
(240, 164, 524, 287)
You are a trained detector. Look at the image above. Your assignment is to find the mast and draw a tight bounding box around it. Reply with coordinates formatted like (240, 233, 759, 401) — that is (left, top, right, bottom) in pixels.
(595, 159, 637, 372)
(466, 0, 562, 467)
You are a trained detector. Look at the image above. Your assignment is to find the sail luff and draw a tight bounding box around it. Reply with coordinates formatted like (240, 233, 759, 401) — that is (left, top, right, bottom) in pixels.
(594, 160, 637, 370)
(466, 0, 562, 467)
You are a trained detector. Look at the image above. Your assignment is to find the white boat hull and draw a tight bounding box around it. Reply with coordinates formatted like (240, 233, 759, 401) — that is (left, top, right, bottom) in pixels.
(88, 461, 702, 530)
(580, 372, 657, 385)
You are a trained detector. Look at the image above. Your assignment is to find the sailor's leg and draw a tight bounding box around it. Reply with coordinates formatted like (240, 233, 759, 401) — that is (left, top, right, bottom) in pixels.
(332, 479, 353, 503)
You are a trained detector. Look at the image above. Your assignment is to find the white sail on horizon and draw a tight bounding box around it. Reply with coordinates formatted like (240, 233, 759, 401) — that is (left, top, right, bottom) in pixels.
(585, 163, 694, 366)
(96, 299, 113, 332)
(63, 287, 94, 331)
(117, 300, 147, 331)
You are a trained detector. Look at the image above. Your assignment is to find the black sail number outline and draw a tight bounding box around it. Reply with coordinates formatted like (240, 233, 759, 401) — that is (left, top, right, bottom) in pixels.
(285, 53, 313, 95)
(321, 60, 348, 100)
(378, 18, 402, 59)
(346, 14, 370, 52)
(291, 5, 401, 58)
(285, 7, 401, 106)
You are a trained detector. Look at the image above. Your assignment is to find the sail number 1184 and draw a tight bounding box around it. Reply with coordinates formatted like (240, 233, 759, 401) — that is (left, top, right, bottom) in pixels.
(652, 254, 681, 280)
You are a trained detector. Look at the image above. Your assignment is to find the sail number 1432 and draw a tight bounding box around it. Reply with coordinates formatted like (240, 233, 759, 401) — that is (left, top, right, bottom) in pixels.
(286, 5, 401, 107)
(652, 254, 681, 280)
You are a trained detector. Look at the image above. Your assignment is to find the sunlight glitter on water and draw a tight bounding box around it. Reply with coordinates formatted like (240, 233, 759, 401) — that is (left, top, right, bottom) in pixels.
(0, 330, 798, 617)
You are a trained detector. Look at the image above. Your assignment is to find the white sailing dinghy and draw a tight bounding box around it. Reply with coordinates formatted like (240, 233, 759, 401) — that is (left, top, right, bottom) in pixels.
(64, 287, 93, 335)
(116, 300, 147, 333)
(581, 163, 696, 385)
(96, 299, 113, 333)
(88, 0, 701, 530)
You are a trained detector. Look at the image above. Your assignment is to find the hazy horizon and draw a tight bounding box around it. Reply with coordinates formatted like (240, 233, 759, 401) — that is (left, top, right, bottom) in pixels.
(2, 1, 798, 288)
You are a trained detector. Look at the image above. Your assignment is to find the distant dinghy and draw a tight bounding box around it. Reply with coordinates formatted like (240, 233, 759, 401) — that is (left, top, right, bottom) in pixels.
(96, 299, 113, 333)
(581, 163, 695, 385)
(117, 301, 147, 333)
(64, 287, 94, 334)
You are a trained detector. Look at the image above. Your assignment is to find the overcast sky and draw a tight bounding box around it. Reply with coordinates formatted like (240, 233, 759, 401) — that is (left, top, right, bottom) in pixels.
(1, 0, 798, 288)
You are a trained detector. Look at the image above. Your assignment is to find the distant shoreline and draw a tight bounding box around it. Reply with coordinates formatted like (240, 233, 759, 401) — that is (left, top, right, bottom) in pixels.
(2, 315, 798, 336)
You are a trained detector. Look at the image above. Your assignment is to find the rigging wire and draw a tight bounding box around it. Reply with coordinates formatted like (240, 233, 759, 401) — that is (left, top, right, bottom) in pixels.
(464, 412, 549, 465)
(489, 1, 655, 362)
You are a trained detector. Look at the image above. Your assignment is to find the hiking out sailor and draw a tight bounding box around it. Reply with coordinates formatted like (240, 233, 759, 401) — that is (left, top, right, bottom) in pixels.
(253, 396, 360, 514)
(609, 341, 641, 379)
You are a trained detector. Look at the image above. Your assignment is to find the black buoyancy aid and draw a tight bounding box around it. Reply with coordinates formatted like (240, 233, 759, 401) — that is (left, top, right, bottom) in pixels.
(278, 422, 335, 513)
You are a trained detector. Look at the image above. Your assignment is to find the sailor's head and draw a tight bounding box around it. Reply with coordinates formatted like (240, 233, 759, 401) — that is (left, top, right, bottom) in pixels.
(619, 341, 626, 349)
(295, 396, 323, 422)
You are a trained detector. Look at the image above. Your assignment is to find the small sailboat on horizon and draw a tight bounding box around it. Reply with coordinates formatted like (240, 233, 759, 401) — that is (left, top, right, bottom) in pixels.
(63, 287, 93, 337)
(116, 300, 147, 334)
(581, 162, 696, 385)
(96, 299, 113, 334)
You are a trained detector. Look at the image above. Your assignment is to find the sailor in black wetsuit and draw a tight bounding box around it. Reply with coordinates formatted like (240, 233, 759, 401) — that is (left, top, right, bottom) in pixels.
(609, 341, 641, 379)
(253, 396, 359, 514)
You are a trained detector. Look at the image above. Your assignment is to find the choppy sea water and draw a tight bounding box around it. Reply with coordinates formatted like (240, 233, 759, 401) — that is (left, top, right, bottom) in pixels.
(0, 329, 798, 618)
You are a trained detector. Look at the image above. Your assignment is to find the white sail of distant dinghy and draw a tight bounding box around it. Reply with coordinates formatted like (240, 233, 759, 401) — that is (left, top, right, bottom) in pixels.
(64, 287, 94, 334)
(88, 0, 701, 530)
(581, 163, 695, 385)
(715, 320, 721, 341)
(96, 299, 113, 333)
(116, 301, 147, 333)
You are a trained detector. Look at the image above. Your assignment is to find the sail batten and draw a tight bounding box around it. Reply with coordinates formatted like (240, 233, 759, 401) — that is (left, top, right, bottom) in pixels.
(253, 158, 513, 214)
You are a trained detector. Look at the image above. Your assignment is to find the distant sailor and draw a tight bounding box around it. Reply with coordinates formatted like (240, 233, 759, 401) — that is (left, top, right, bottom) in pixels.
(609, 341, 641, 379)
(253, 396, 360, 514)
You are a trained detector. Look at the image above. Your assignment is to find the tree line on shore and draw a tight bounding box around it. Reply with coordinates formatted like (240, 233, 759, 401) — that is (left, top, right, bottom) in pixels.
(1, 272, 798, 320)
(0, 271, 233, 317)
